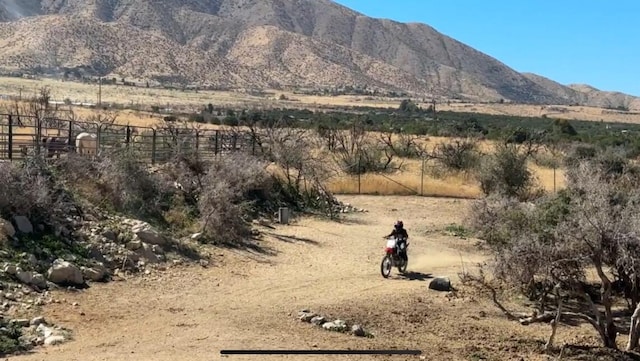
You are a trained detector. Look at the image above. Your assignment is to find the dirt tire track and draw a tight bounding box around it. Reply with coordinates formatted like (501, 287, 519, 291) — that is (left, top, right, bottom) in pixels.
(13, 196, 484, 361)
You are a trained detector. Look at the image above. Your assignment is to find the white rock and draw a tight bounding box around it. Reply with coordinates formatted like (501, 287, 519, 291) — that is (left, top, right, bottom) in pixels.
(46, 259, 84, 286)
(131, 222, 167, 246)
(44, 335, 66, 346)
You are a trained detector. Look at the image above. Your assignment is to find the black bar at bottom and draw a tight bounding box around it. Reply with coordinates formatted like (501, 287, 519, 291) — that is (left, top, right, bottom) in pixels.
(220, 349, 422, 355)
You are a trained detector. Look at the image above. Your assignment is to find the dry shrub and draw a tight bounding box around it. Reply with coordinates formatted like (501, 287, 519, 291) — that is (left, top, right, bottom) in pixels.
(0, 157, 55, 220)
(477, 143, 543, 201)
(53, 149, 175, 222)
(430, 137, 480, 172)
(197, 153, 271, 243)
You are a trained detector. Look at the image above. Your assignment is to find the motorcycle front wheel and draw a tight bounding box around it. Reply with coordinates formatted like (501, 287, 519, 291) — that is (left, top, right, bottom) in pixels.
(381, 255, 392, 278)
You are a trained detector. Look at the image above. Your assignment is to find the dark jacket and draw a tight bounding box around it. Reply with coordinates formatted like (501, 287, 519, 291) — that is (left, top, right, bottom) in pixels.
(386, 227, 408, 239)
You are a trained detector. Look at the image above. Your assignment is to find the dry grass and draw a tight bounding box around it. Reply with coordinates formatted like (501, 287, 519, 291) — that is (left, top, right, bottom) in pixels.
(327, 156, 566, 198)
(2, 76, 640, 124)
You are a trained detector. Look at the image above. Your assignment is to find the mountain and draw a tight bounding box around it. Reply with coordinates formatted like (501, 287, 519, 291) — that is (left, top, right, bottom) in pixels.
(0, 0, 637, 109)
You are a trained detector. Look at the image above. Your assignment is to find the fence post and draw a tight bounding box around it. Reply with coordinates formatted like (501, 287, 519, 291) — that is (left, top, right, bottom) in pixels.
(96, 125, 102, 155)
(420, 158, 425, 196)
(357, 154, 361, 195)
(214, 130, 219, 155)
(151, 129, 157, 165)
(125, 126, 131, 146)
(7, 115, 13, 160)
(553, 165, 557, 194)
(67, 121, 73, 152)
(195, 130, 200, 155)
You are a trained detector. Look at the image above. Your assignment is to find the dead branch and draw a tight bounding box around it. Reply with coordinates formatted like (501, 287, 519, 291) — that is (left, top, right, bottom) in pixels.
(459, 268, 520, 321)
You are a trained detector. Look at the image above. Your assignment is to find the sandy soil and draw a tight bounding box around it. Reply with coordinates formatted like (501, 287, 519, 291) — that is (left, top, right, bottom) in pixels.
(10, 196, 606, 361)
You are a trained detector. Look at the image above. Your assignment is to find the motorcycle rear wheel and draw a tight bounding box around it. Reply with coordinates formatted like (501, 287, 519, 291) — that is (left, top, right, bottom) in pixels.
(398, 257, 408, 273)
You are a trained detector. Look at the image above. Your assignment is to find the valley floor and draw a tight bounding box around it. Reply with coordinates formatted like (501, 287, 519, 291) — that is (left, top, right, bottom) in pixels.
(11, 196, 609, 361)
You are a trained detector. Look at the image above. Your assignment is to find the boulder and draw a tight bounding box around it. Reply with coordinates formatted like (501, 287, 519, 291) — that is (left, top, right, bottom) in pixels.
(125, 240, 143, 251)
(46, 259, 84, 286)
(3, 263, 17, 275)
(44, 335, 66, 346)
(81, 264, 108, 282)
(101, 230, 118, 242)
(12, 216, 33, 234)
(135, 243, 161, 263)
(15, 269, 48, 289)
(30, 316, 46, 326)
(322, 320, 347, 332)
(299, 311, 317, 322)
(131, 222, 167, 246)
(0, 218, 15, 237)
(429, 277, 452, 292)
(310, 316, 326, 325)
(351, 324, 366, 337)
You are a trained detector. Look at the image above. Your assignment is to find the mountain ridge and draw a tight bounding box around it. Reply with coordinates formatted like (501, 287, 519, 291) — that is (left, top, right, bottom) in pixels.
(0, 0, 636, 109)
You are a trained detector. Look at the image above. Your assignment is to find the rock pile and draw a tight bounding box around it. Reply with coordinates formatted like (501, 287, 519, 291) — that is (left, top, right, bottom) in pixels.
(0, 315, 71, 352)
(297, 309, 372, 338)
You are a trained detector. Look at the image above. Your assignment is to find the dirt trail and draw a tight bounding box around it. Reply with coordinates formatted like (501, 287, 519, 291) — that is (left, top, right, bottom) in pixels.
(13, 196, 486, 361)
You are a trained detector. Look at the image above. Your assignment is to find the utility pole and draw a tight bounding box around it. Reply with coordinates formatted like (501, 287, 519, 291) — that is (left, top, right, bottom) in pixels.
(97, 77, 102, 106)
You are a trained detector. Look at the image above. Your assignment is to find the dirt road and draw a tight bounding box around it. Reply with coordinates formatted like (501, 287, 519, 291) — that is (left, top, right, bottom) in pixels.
(11, 196, 569, 361)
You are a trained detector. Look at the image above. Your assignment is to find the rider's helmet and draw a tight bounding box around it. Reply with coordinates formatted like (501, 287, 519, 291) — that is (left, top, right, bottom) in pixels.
(394, 220, 404, 230)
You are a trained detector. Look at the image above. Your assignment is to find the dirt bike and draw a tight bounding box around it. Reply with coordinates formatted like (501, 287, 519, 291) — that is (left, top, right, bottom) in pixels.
(380, 236, 408, 278)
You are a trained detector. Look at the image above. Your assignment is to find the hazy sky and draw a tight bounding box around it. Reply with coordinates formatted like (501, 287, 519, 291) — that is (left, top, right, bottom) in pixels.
(334, 0, 640, 96)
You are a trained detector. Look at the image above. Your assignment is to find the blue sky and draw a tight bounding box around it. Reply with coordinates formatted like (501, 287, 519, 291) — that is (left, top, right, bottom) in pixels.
(334, 0, 640, 96)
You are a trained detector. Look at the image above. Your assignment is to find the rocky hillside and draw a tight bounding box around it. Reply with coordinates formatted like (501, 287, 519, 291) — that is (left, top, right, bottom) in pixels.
(0, 0, 637, 108)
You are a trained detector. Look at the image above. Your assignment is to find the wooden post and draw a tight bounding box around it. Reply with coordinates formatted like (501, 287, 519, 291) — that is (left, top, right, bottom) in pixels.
(421, 158, 425, 196)
(151, 129, 157, 165)
(7, 115, 13, 160)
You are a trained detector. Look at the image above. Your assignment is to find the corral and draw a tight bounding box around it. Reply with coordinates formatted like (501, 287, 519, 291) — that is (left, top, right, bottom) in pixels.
(0, 114, 256, 162)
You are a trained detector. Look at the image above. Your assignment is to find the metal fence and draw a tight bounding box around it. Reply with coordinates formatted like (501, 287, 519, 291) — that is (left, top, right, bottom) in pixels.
(0, 114, 256, 163)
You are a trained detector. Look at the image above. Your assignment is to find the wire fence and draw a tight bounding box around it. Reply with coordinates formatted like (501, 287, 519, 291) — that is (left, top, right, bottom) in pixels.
(0, 113, 256, 163)
(324, 157, 560, 199)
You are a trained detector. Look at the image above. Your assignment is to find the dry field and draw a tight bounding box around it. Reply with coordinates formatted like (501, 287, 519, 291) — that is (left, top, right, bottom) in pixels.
(0, 113, 566, 199)
(2, 76, 640, 124)
(10, 195, 618, 361)
(326, 162, 565, 198)
(324, 135, 565, 198)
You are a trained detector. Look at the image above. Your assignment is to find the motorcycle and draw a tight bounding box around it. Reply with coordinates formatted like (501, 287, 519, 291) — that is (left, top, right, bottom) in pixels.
(380, 236, 408, 278)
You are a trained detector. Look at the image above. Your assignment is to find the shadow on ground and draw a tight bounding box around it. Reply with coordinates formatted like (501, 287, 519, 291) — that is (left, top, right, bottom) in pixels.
(395, 272, 433, 281)
(557, 345, 640, 361)
(268, 233, 321, 246)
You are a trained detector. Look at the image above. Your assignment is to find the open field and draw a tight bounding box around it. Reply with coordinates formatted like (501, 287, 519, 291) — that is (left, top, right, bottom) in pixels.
(10, 195, 614, 361)
(2, 76, 640, 124)
(325, 160, 565, 198)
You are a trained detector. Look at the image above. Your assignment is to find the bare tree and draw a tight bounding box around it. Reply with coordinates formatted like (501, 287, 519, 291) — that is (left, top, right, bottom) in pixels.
(465, 158, 640, 351)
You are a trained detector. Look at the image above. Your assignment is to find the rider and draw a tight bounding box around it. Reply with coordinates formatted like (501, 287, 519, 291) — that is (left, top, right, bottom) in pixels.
(384, 220, 409, 262)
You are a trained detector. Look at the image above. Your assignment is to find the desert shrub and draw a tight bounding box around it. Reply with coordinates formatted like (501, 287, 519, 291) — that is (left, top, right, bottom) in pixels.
(197, 153, 271, 243)
(380, 132, 425, 159)
(477, 143, 542, 201)
(92, 150, 175, 222)
(431, 138, 479, 172)
(0, 158, 54, 220)
(331, 122, 399, 175)
(466, 194, 536, 249)
(564, 143, 597, 167)
(0, 318, 29, 355)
